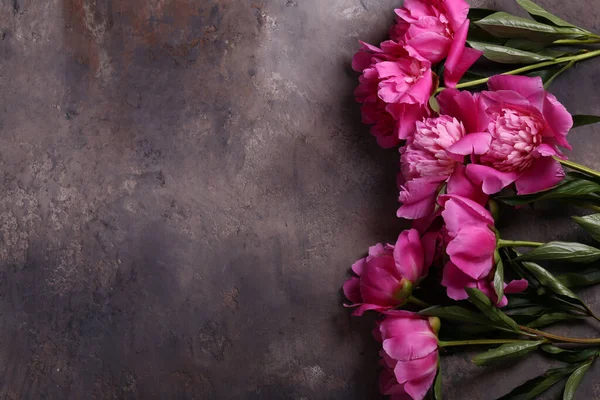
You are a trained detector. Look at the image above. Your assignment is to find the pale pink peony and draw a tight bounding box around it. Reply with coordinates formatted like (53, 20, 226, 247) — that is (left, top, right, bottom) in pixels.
(343, 230, 429, 316)
(353, 41, 433, 144)
(397, 116, 488, 219)
(456, 75, 574, 195)
(375, 311, 440, 400)
(390, 0, 481, 87)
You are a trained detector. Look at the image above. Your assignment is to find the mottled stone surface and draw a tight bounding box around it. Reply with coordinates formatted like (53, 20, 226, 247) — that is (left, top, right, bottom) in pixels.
(0, 0, 599, 399)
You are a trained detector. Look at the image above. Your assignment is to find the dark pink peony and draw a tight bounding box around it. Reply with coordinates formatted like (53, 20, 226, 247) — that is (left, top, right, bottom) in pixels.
(343, 230, 429, 316)
(448, 75, 574, 195)
(390, 0, 481, 87)
(375, 311, 440, 400)
(353, 41, 433, 145)
(397, 115, 488, 219)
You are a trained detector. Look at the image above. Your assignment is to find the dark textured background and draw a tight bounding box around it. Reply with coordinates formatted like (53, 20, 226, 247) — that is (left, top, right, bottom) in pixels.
(0, 0, 599, 399)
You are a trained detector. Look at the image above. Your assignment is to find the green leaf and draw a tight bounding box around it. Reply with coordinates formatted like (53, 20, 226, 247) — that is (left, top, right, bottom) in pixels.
(573, 214, 600, 242)
(466, 288, 519, 332)
(505, 305, 547, 317)
(516, 0, 578, 28)
(498, 364, 579, 400)
(505, 38, 547, 52)
(541, 345, 599, 363)
(527, 312, 584, 328)
(520, 261, 585, 306)
(573, 114, 600, 129)
(557, 268, 600, 288)
(434, 366, 443, 400)
(498, 178, 600, 206)
(475, 12, 585, 41)
(473, 341, 544, 366)
(493, 255, 505, 305)
(468, 41, 554, 64)
(517, 242, 600, 264)
(563, 360, 593, 400)
(419, 306, 490, 325)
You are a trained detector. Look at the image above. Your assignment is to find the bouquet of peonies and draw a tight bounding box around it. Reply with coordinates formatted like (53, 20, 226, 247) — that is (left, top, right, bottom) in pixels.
(345, 1, 600, 399)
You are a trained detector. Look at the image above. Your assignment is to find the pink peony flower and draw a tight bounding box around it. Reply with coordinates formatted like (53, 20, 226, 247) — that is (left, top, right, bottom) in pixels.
(437, 194, 529, 305)
(442, 262, 529, 306)
(438, 194, 496, 280)
(390, 0, 481, 87)
(343, 230, 429, 316)
(375, 311, 440, 400)
(353, 41, 433, 144)
(457, 75, 573, 195)
(390, 0, 469, 64)
(397, 116, 488, 219)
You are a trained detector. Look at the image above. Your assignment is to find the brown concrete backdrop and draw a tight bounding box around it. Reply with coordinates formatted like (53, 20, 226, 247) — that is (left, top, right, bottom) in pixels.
(0, 0, 599, 399)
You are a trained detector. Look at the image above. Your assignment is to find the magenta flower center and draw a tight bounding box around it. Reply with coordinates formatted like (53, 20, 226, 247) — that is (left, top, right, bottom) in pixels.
(480, 108, 544, 172)
(401, 116, 465, 180)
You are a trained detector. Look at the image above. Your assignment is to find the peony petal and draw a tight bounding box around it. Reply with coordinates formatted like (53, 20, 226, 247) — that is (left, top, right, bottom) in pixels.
(351, 257, 366, 276)
(387, 103, 429, 140)
(446, 165, 488, 206)
(397, 178, 444, 220)
(543, 92, 573, 149)
(438, 89, 488, 133)
(394, 229, 426, 282)
(534, 143, 559, 157)
(515, 156, 565, 195)
(406, 69, 434, 105)
(403, 371, 438, 400)
(421, 231, 439, 269)
(444, 20, 482, 88)
(350, 303, 388, 316)
(407, 33, 452, 64)
(466, 164, 520, 195)
(505, 279, 529, 294)
(438, 195, 494, 235)
(447, 132, 492, 159)
(343, 277, 362, 304)
(487, 75, 545, 110)
(393, 351, 438, 384)
(441, 261, 476, 300)
(446, 225, 496, 279)
(443, 0, 470, 31)
(381, 321, 438, 361)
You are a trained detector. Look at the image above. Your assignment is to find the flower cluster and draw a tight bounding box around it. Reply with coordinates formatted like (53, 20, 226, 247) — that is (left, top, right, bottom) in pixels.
(352, 0, 481, 148)
(343, 0, 600, 399)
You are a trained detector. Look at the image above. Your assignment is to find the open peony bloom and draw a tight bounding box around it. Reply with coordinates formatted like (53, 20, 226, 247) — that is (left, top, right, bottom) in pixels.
(438, 194, 496, 280)
(458, 75, 573, 195)
(397, 116, 488, 219)
(353, 41, 433, 145)
(437, 194, 528, 305)
(375, 311, 440, 400)
(442, 262, 528, 306)
(390, 0, 481, 87)
(343, 230, 429, 316)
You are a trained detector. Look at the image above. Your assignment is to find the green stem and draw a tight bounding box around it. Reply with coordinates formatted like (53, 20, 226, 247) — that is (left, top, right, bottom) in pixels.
(553, 38, 600, 45)
(556, 157, 600, 180)
(497, 239, 544, 248)
(438, 339, 524, 348)
(520, 326, 600, 344)
(436, 49, 600, 93)
(407, 296, 430, 308)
